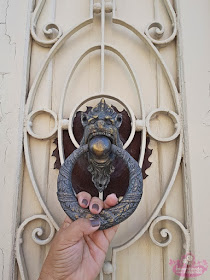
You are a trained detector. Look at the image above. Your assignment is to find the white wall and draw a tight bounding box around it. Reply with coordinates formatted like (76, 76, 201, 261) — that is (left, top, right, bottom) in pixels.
(179, 0, 210, 278)
(0, 0, 32, 279)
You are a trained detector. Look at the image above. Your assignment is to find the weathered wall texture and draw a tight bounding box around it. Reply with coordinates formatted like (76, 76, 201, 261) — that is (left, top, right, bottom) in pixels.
(179, 1, 210, 278)
(0, 0, 32, 279)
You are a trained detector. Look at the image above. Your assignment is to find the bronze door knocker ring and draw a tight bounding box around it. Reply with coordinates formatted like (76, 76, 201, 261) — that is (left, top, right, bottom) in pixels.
(57, 99, 143, 230)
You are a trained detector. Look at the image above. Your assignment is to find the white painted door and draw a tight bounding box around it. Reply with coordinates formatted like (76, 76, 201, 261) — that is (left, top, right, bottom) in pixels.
(1, 0, 210, 279)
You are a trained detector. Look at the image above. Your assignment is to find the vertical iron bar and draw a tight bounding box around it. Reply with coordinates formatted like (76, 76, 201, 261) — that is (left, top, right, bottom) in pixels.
(101, 0, 105, 93)
(100, 0, 105, 204)
(113, 0, 116, 18)
(90, 0, 94, 18)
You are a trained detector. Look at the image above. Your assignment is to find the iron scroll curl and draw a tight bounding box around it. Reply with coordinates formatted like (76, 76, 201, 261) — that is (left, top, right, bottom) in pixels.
(57, 144, 143, 230)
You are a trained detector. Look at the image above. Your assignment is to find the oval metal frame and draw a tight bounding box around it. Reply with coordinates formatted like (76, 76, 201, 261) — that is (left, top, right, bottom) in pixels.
(58, 44, 146, 167)
(57, 144, 143, 230)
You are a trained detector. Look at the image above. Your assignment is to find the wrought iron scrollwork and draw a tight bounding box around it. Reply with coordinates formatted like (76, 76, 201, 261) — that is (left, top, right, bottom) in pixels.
(31, 0, 63, 47)
(144, 0, 177, 47)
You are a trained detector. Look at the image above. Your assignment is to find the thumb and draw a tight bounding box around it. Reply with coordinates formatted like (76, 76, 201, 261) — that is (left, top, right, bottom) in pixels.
(60, 218, 100, 245)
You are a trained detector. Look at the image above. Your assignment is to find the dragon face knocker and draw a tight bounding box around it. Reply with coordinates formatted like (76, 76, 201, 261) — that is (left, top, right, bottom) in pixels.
(57, 98, 143, 230)
(80, 99, 123, 192)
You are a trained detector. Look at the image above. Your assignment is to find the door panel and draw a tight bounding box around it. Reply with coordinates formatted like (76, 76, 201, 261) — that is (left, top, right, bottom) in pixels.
(16, 0, 190, 279)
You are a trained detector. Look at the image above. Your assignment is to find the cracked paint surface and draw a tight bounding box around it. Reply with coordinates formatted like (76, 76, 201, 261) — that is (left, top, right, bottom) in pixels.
(0, 0, 8, 23)
(0, 25, 16, 73)
(0, 2, 18, 277)
(0, 0, 16, 74)
(0, 0, 35, 278)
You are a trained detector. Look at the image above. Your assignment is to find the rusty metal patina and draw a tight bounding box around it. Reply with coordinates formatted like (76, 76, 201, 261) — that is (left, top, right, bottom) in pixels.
(81, 98, 123, 192)
(57, 99, 143, 229)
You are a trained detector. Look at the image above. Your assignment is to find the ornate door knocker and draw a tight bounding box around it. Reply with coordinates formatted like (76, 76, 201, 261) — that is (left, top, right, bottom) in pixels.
(57, 98, 143, 230)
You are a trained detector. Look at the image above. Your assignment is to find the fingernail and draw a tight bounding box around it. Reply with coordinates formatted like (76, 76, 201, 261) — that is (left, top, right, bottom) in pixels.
(90, 218, 100, 227)
(92, 204, 99, 211)
(82, 199, 88, 206)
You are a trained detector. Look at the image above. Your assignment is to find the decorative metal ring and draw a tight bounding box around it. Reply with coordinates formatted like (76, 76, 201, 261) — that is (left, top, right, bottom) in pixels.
(27, 109, 58, 140)
(146, 108, 181, 142)
(68, 94, 136, 150)
(57, 144, 143, 230)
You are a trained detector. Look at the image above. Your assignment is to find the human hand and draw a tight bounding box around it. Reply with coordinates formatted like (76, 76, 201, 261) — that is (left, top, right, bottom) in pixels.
(39, 192, 119, 280)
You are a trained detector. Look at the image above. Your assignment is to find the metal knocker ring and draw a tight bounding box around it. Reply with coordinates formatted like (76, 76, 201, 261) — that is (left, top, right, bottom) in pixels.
(57, 144, 143, 230)
(57, 98, 143, 230)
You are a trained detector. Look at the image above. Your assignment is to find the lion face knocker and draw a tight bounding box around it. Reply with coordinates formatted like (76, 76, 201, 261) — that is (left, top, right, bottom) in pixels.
(57, 98, 143, 230)
(80, 99, 123, 192)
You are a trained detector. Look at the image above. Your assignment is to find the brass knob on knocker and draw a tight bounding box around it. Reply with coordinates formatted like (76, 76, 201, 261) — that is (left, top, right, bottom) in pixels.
(57, 99, 143, 230)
